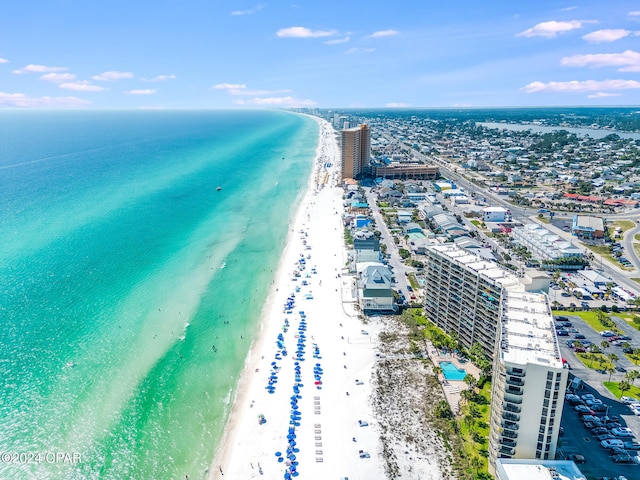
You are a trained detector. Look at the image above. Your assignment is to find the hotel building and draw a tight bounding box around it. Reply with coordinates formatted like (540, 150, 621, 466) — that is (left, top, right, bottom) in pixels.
(422, 244, 566, 472)
(423, 244, 522, 356)
(488, 291, 566, 473)
(341, 124, 370, 181)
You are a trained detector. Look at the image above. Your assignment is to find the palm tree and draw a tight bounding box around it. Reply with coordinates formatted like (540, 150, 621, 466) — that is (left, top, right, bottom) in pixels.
(608, 353, 619, 364)
(433, 365, 442, 380)
(464, 373, 477, 391)
(460, 389, 474, 406)
(607, 366, 617, 382)
(619, 380, 631, 398)
(625, 370, 640, 387)
(622, 342, 631, 351)
(601, 341, 610, 354)
(463, 414, 475, 431)
(470, 456, 483, 476)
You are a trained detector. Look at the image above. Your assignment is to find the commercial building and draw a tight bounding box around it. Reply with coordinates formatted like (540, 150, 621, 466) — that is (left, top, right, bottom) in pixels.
(483, 207, 509, 223)
(370, 162, 439, 180)
(571, 215, 604, 239)
(488, 291, 567, 472)
(341, 124, 370, 181)
(423, 244, 522, 356)
(512, 224, 583, 261)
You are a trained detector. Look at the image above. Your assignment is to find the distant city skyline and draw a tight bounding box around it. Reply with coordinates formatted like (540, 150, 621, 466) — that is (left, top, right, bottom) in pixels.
(1, 1, 640, 109)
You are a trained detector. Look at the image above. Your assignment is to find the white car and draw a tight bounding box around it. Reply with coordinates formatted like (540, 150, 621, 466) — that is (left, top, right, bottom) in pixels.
(622, 396, 639, 405)
(611, 427, 635, 437)
(601, 439, 625, 449)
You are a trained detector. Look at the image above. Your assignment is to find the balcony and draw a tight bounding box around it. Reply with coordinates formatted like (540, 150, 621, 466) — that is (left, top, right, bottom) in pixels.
(499, 446, 516, 456)
(501, 430, 518, 440)
(502, 411, 520, 422)
(503, 394, 523, 405)
(501, 438, 517, 448)
(503, 403, 521, 414)
(506, 386, 523, 396)
(506, 368, 526, 378)
(506, 377, 525, 387)
(501, 421, 519, 431)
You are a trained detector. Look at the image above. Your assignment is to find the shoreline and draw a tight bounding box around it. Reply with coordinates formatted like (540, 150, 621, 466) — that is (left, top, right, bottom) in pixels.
(206, 116, 383, 479)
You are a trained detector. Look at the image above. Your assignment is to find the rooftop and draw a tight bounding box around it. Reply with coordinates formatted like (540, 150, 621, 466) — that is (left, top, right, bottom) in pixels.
(429, 244, 522, 289)
(495, 459, 586, 480)
(500, 291, 562, 368)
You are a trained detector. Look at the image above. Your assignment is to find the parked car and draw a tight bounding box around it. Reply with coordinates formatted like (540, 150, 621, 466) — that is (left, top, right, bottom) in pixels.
(574, 333, 586, 339)
(601, 438, 625, 449)
(571, 454, 586, 464)
(601, 331, 616, 337)
(557, 330, 569, 336)
(597, 434, 616, 442)
(555, 316, 568, 321)
(575, 405, 595, 415)
(624, 441, 640, 450)
(611, 427, 634, 437)
(621, 396, 639, 405)
(592, 427, 610, 436)
(613, 453, 634, 463)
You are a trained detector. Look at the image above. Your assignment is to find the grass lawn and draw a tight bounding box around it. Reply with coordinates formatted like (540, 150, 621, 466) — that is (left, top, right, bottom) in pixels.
(612, 220, 635, 239)
(407, 272, 420, 291)
(634, 243, 640, 259)
(575, 352, 615, 371)
(635, 233, 640, 242)
(457, 382, 491, 477)
(632, 278, 640, 285)
(470, 220, 482, 228)
(538, 216, 550, 224)
(604, 381, 640, 399)
(553, 310, 623, 335)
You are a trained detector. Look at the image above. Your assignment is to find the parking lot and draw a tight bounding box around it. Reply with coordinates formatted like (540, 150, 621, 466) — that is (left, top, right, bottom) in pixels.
(558, 383, 640, 478)
(556, 313, 640, 478)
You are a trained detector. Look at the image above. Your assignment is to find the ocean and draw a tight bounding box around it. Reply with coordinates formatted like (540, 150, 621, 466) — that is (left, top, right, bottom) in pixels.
(0, 110, 318, 479)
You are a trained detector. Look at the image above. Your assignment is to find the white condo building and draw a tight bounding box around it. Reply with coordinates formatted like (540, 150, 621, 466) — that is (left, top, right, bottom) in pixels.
(512, 224, 582, 261)
(488, 291, 567, 473)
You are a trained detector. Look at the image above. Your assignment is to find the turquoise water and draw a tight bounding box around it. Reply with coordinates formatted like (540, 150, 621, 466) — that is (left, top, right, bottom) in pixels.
(0, 110, 318, 479)
(439, 361, 467, 381)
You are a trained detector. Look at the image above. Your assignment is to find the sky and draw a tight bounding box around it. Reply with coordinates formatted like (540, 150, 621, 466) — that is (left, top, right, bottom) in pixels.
(1, 0, 640, 109)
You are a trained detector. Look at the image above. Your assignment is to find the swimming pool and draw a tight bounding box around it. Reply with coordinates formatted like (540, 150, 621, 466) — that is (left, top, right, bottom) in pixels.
(439, 361, 467, 381)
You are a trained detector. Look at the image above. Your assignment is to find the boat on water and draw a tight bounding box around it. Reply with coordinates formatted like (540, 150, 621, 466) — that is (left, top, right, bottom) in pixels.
(216, 186, 222, 191)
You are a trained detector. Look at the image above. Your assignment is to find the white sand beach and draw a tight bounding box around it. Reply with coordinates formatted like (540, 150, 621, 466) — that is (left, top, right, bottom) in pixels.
(208, 117, 447, 480)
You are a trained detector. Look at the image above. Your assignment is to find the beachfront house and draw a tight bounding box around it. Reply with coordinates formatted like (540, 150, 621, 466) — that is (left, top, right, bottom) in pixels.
(353, 230, 381, 263)
(357, 262, 395, 313)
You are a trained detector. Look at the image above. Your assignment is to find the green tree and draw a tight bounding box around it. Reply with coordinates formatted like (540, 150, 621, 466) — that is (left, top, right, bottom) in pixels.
(609, 353, 619, 364)
(601, 341, 610, 354)
(435, 400, 452, 419)
(464, 373, 477, 391)
(619, 380, 631, 397)
(607, 365, 616, 382)
(625, 370, 640, 387)
(463, 414, 475, 430)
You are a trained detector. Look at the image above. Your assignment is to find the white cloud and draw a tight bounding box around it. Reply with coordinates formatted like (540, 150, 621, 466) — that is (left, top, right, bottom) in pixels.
(0, 58, 8, 64)
(213, 83, 247, 90)
(231, 4, 263, 15)
(630, 11, 640, 17)
(40, 72, 76, 83)
(561, 50, 640, 72)
(13, 64, 67, 74)
(385, 102, 409, 107)
(521, 79, 640, 93)
(59, 81, 107, 92)
(0, 91, 91, 108)
(92, 71, 134, 81)
(276, 26, 336, 38)
(345, 47, 375, 55)
(234, 96, 317, 107)
(587, 92, 622, 98)
(124, 89, 157, 95)
(141, 74, 176, 82)
(368, 29, 399, 38)
(517, 20, 591, 38)
(582, 29, 635, 43)
(561, 6, 577, 11)
(324, 36, 350, 45)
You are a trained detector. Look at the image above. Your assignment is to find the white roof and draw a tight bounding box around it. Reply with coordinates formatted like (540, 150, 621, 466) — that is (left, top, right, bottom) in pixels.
(496, 459, 586, 480)
(483, 206, 508, 213)
(500, 291, 562, 368)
